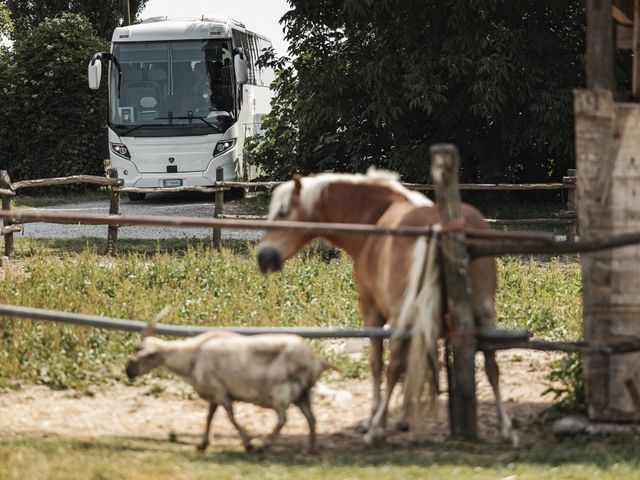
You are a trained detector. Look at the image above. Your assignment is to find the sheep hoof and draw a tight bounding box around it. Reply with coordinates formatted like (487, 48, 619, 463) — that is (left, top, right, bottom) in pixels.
(196, 441, 209, 452)
(363, 427, 385, 446)
(395, 420, 410, 432)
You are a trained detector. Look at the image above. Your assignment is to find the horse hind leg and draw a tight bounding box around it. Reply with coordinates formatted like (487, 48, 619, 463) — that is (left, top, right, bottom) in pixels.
(356, 334, 383, 434)
(363, 339, 408, 445)
(484, 350, 518, 446)
(474, 293, 518, 446)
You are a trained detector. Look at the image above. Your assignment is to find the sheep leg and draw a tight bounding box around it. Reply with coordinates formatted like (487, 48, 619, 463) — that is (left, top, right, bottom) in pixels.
(363, 339, 407, 445)
(261, 407, 287, 451)
(223, 403, 253, 451)
(197, 402, 218, 451)
(296, 389, 317, 454)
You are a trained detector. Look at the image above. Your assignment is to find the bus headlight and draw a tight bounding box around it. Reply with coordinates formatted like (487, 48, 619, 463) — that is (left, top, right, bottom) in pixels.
(213, 139, 236, 157)
(110, 142, 131, 160)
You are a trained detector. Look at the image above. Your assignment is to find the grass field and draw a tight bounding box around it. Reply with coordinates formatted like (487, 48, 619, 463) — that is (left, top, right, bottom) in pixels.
(0, 239, 581, 390)
(1, 435, 639, 480)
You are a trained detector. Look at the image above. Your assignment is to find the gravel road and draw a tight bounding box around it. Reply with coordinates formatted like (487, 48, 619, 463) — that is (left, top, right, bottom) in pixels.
(18, 192, 269, 240)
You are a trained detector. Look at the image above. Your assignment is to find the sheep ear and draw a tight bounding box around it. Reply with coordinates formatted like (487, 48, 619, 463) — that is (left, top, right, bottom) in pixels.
(292, 174, 302, 197)
(141, 305, 171, 338)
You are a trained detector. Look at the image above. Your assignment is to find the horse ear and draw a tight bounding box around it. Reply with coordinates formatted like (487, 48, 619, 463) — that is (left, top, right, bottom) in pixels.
(292, 174, 302, 197)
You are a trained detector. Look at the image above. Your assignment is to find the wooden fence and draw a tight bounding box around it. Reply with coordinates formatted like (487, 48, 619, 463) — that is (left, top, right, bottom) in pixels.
(1, 150, 640, 440)
(0, 167, 577, 257)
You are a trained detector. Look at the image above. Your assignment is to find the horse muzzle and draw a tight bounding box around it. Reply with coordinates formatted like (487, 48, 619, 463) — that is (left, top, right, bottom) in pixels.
(257, 244, 284, 273)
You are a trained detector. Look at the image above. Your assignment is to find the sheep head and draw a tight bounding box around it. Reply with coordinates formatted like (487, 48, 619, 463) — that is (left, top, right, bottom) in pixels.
(125, 336, 166, 379)
(125, 306, 170, 379)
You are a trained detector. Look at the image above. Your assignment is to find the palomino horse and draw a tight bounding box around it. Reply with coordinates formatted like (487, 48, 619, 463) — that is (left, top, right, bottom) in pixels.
(257, 169, 513, 444)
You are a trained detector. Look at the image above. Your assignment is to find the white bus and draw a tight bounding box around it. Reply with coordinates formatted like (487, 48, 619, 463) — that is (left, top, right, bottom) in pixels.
(88, 16, 274, 200)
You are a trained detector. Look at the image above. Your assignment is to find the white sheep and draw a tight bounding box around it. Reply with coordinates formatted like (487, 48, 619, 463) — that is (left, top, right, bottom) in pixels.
(125, 313, 332, 453)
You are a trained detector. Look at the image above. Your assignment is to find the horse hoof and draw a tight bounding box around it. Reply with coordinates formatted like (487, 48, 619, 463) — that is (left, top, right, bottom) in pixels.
(355, 420, 370, 434)
(396, 420, 410, 432)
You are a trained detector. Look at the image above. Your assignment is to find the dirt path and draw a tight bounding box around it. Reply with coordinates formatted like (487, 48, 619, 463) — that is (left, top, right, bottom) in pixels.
(0, 350, 560, 449)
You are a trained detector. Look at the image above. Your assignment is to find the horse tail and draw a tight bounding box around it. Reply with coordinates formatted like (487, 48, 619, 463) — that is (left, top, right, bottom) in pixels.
(393, 234, 442, 418)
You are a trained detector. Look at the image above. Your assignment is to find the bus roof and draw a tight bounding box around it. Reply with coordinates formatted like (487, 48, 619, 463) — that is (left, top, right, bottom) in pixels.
(112, 16, 271, 43)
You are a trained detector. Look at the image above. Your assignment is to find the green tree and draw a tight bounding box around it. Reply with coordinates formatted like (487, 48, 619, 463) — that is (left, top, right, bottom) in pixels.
(0, 13, 109, 180)
(5, 0, 148, 40)
(248, 0, 592, 183)
(0, 1, 12, 41)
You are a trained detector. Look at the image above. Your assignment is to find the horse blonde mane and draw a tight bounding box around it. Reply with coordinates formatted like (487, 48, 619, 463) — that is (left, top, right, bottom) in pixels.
(268, 168, 433, 219)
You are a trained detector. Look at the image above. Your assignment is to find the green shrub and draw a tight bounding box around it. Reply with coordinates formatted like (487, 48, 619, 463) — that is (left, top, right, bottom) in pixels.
(0, 13, 108, 181)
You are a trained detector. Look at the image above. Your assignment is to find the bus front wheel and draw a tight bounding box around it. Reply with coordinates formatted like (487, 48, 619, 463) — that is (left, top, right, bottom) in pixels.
(127, 192, 146, 202)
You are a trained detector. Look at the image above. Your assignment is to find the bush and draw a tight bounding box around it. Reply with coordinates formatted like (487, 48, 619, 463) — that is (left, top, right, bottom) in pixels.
(0, 13, 108, 181)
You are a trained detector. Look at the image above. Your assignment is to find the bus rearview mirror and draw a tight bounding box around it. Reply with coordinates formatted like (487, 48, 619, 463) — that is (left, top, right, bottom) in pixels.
(88, 58, 102, 90)
(234, 49, 248, 85)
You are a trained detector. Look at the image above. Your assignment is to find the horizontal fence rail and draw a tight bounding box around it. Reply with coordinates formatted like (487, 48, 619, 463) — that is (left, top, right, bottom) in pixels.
(11, 175, 122, 191)
(219, 213, 576, 227)
(0, 210, 558, 242)
(117, 186, 230, 194)
(2, 303, 640, 354)
(212, 180, 575, 191)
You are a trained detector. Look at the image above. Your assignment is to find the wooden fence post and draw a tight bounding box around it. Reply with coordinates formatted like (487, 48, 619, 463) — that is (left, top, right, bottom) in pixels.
(213, 167, 224, 251)
(0, 170, 14, 257)
(565, 168, 577, 242)
(430, 144, 478, 439)
(106, 168, 120, 256)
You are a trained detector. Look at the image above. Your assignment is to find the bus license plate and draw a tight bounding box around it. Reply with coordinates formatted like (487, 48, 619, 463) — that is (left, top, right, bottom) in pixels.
(163, 179, 183, 187)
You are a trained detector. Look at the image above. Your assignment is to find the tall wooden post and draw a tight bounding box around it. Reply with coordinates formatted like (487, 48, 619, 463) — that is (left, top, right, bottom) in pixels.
(0, 170, 14, 257)
(633, 0, 640, 97)
(122, 0, 132, 26)
(587, 0, 614, 90)
(430, 144, 478, 438)
(565, 168, 578, 242)
(213, 167, 224, 251)
(575, 89, 640, 421)
(106, 169, 120, 256)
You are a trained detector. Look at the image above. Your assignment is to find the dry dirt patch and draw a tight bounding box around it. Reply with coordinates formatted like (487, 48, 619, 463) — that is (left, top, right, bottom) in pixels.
(0, 350, 560, 448)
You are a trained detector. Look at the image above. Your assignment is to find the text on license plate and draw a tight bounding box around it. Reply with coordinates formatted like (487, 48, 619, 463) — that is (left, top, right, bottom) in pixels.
(163, 179, 183, 187)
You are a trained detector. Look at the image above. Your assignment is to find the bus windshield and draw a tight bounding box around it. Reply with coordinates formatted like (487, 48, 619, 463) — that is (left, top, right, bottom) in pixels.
(109, 39, 235, 131)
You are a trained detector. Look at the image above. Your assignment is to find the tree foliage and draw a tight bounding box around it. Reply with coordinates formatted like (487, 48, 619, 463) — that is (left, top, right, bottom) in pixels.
(0, 13, 109, 180)
(248, 0, 592, 182)
(5, 0, 148, 40)
(0, 1, 12, 41)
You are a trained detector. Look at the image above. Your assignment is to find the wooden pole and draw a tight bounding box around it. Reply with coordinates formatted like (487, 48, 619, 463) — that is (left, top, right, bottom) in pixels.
(587, 0, 614, 90)
(565, 168, 577, 242)
(430, 144, 478, 439)
(106, 169, 120, 256)
(213, 167, 224, 251)
(0, 170, 14, 257)
(634, 0, 640, 97)
(122, 0, 132, 26)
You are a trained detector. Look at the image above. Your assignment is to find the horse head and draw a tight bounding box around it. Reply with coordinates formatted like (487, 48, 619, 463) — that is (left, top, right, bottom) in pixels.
(258, 175, 314, 273)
